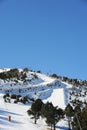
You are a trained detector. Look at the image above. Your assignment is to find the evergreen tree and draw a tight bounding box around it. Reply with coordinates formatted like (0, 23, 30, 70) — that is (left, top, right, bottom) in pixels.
(65, 104, 73, 130)
(27, 99, 43, 124)
(81, 107, 87, 130)
(41, 102, 64, 130)
(73, 106, 87, 130)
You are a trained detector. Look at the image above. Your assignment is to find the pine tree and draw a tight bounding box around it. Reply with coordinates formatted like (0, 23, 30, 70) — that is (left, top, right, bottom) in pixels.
(72, 105, 87, 130)
(27, 99, 43, 124)
(65, 104, 73, 130)
(81, 107, 87, 130)
(41, 102, 64, 130)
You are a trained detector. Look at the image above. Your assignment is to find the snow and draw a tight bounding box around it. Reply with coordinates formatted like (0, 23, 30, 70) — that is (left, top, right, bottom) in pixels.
(44, 88, 66, 109)
(0, 68, 10, 73)
(0, 96, 66, 130)
(62, 81, 72, 89)
(0, 93, 68, 130)
(0, 69, 70, 130)
(0, 93, 41, 130)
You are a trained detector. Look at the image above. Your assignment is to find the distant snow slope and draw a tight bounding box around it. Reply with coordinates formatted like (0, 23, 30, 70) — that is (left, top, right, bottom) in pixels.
(43, 88, 66, 109)
(36, 72, 56, 85)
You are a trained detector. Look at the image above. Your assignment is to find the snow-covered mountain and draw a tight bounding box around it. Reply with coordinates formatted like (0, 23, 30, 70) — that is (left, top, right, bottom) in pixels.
(0, 68, 73, 106)
(0, 68, 73, 130)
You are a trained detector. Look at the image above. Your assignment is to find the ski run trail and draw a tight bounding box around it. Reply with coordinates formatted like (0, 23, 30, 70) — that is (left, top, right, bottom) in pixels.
(0, 70, 72, 130)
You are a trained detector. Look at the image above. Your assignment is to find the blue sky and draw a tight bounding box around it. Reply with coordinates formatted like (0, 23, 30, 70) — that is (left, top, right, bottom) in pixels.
(0, 0, 87, 80)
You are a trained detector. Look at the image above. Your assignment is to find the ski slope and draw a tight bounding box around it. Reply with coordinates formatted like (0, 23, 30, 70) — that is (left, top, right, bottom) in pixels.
(0, 94, 40, 130)
(0, 69, 71, 130)
(0, 89, 68, 130)
(44, 88, 66, 109)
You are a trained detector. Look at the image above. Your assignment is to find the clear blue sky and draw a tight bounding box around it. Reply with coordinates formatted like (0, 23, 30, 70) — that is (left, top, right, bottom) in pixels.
(0, 0, 87, 80)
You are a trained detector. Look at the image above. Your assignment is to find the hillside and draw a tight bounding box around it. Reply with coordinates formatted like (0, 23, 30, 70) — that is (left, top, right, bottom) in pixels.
(0, 68, 71, 106)
(0, 68, 86, 130)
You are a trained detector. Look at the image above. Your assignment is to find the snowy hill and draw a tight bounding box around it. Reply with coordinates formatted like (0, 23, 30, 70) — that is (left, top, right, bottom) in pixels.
(0, 68, 73, 130)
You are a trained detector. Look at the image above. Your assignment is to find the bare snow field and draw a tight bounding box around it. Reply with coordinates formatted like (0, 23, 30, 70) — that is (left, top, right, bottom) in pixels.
(43, 88, 66, 109)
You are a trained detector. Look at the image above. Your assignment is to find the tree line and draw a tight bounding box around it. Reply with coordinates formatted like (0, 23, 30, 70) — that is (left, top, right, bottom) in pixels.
(51, 74, 87, 87)
(27, 99, 87, 130)
(27, 99, 64, 130)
